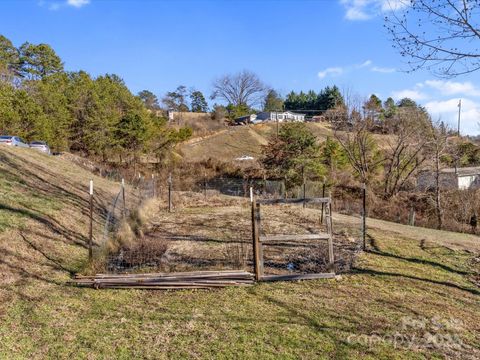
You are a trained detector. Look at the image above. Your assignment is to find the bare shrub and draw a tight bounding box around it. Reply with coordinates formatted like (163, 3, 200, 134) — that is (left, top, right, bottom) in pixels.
(117, 238, 168, 270)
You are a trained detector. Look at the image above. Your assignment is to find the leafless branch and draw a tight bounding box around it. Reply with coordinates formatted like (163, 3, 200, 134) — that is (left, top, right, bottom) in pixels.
(385, 0, 480, 77)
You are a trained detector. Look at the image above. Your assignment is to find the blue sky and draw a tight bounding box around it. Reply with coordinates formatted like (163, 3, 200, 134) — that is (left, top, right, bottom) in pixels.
(2, 0, 480, 134)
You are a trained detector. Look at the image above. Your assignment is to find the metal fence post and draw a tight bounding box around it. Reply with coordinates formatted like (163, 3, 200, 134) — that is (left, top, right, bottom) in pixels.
(302, 167, 306, 208)
(89, 179, 93, 262)
(320, 183, 326, 224)
(362, 183, 367, 250)
(121, 178, 126, 218)
(204, 169, 207, 200)
(326, 197, 334, 272)
(168, 172, 172, 212)
(152, 174, 156, 198)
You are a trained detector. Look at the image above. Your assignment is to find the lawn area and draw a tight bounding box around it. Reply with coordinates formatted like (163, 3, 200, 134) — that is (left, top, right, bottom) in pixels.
(1, 223, 479, 359)
(0, 146, 479, 359)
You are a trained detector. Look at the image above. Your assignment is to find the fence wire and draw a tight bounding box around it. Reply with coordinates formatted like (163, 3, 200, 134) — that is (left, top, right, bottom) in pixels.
(96, 173, 365, 275)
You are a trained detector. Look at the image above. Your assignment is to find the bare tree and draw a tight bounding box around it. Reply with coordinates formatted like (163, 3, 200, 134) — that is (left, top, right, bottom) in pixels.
(385, 0, 480, 77)
(333, 115, 384, 186)
(426, 121, 450, 229)
(382, 107, 431, 198)
(211, 70, 268, 107)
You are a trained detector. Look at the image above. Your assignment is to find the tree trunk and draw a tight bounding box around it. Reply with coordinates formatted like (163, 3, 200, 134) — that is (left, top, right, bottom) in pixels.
(435, 150, 443, 230)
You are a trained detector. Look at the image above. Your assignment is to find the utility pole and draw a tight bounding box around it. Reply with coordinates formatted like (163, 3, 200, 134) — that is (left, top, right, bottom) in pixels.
(457, 99, 462, 137)
(455, 99, 462, 175)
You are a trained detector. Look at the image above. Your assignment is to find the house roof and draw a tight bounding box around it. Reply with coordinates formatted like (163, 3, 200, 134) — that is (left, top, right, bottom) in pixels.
(258, 111, 306, 116)
(440, 167, 480, 176)
(234, 114, 256, 121)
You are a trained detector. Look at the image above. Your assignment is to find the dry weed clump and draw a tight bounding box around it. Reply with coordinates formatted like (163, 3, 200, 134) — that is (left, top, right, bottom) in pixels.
(115, 237, 168, 270)
(97, 198, 168, 272)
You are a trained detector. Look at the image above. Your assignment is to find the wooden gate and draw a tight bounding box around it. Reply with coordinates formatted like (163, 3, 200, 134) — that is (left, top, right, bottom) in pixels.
(251, 196, 335, 281)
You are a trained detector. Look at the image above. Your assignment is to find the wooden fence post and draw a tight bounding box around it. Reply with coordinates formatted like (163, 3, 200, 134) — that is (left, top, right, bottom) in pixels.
(168, 173, 172, 212)
(88, 179, 93, 262)
(251, 187, 263, 281)
(121, 178, 126, 218)
(320, 183, 326, 224)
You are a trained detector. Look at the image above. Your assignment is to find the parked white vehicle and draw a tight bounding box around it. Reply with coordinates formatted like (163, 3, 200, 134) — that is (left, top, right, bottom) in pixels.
(29, 141, 51, 155)
(0, 135, 29, 148)
(235, 155, 254, 161)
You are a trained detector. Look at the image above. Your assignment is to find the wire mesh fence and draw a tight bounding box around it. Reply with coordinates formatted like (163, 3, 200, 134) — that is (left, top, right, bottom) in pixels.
(92, 171, 365, 277)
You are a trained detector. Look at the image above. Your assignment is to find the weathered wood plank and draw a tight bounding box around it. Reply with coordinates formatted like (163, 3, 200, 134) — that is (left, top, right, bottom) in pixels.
(259, 234, 330, 242)
(256, 197, 330, 205)
(76, 270, 252, 279)
(260, 273, 336, 282)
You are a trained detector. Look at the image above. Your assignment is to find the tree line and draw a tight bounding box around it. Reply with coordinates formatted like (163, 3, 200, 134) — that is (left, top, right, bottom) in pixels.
(0, 35, 191, 165)
(261, 94, 480, 231)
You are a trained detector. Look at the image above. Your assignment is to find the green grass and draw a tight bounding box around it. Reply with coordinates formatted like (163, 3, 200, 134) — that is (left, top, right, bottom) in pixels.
(1, 217, 479, 359)
(0, 146, 479, 359)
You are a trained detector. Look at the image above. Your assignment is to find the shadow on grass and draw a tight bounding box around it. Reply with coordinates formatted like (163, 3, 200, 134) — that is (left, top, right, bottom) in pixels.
(352, 267, 480, 296)
(0, 203, 88, 248)
(19, 232, 77, 275)
(366, 234, 471, 276)
(0, 152, 118, 225)
(254, 291, 354, 358)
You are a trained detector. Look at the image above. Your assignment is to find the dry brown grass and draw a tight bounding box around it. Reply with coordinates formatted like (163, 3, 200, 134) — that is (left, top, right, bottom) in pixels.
(2, 143, 480, 359)
(116, 192, 359, 275)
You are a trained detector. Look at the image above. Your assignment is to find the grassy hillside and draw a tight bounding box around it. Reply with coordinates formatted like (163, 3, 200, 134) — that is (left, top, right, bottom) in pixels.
(179, 122, 390, 164)
(0, 146, 479, 359)
(179, 122, 333, 163)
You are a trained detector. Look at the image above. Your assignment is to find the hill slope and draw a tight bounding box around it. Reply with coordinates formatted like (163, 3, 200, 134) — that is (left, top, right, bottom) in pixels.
(0, 146, 479, 359)
(179, 122, 333, 162)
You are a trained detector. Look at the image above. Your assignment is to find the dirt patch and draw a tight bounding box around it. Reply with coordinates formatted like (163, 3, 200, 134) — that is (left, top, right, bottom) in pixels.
(104, 193, 362, 275)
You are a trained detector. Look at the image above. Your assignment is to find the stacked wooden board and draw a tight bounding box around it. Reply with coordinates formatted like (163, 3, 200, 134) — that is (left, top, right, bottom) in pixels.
(71, 270, 255, 290)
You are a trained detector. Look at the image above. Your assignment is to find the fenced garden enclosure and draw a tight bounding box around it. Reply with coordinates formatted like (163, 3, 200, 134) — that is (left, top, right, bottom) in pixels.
(251, 195, 335, 282)
(78, 172, 366, 289)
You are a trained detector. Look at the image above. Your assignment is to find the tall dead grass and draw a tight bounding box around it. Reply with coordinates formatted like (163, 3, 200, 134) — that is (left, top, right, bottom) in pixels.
(91, 198, 168, 273)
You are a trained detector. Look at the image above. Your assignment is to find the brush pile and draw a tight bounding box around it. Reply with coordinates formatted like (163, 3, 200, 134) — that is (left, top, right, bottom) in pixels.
(71, 270, 254, 290)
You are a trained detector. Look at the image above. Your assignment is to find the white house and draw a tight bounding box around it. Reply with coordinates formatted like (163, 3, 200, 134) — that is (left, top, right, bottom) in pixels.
(256, 111, 306, 122)
(417, 167, 480, 191)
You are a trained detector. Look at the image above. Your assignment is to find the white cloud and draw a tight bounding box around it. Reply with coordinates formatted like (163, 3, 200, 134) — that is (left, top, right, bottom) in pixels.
(67, 0, 90, 7)
(391, 89, 428, 101)
(357, 60, 372, 68)
(318, 67, 344, 79)
(424, 80, 480, 97)
(380, 0, 408, 12)
(392, 79, 480, 134)
(318, 60, 394, 79)
(340, 0, 408, 21)
(425, 98, 480, 135)
(41, 0, 90, 10)
(371, 66, 395, 73)
(345, 7, 371, 20)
